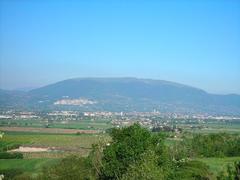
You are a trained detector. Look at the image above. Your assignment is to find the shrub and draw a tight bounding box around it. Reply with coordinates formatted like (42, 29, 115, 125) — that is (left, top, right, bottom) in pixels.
(0, 169, 23, 180)
(0, 152, 23, 159)
(217, 161, 240, 180)
(174, 161, 212, 180)
(121, 150, 165, 180)
(100, 124, 170, 179)
(0, 143, 21, 152)
(177, 133, 240, 158)
(41, 155, 95, 180)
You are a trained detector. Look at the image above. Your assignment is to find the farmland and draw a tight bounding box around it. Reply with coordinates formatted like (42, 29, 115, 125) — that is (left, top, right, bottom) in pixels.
(0, 117, 112, 131)
(0, 113, 240, 179)
(0, 131, 109, 156)
(0, 126, 100, 134)
(0, 130, 110, 178)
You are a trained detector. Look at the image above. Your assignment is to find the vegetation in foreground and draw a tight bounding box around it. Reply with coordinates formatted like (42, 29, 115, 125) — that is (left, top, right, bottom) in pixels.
(1, 124, 240, 179)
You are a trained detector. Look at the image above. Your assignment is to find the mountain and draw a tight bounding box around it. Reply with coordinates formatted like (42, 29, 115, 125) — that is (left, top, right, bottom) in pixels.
(0, 89, 27, 110)
(1, 78, 240, 115)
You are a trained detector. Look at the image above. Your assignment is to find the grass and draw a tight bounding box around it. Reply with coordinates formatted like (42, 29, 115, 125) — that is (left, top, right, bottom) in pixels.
(196, 156, 240, 175)
(0, 130, 110, 177)
(2, 132, 109, 148)
(0, 158, 59, 172)
(0, 118, 113, 130)
(23, 151, 82, 159)
(178, 122, 240, 134)
(0, 131, 109, 177)
(0, 131, 110, 157)
(50, 121, 112, 130)
(0, 158, 60, 177)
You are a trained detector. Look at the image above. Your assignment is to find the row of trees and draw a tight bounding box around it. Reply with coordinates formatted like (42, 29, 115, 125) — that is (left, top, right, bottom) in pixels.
(171, 133, 240, 159)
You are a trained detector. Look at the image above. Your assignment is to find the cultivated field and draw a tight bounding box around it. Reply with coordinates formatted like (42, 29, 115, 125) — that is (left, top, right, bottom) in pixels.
(0, 126, 100, 134)
(0, 129, 110, 177)
(1, 119, 240, 178)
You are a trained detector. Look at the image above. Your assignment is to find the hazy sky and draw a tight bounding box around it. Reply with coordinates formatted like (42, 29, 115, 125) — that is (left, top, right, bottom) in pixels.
(0, 0, 239, 94)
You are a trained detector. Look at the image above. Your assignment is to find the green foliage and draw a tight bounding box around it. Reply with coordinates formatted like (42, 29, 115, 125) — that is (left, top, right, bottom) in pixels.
(0, 152, 23, 159)
(100, 124, 170, 179)
(217, 161, 240, 180)
(4, 125, 237, 179)
(174, 161, 212, 180)
(40, 155, 95, 180)
(121, 150, 164, 180)
(196, 157, 240, 176)
(176, 133, 240, 158)
(0, 169, 23, 180)
(0, 141, 21, 152)
(0, 158, 59, 178)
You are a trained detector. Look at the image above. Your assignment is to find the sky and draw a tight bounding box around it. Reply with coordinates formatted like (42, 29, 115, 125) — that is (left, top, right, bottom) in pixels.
(0, 0, 239, 94)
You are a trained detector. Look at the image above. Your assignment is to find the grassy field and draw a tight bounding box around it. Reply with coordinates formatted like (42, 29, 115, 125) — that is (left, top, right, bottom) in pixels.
(50, 121, 112, 130)
(179, 122, 240, 134)
(0, 158, 59, 177)
(0, 118, 113, 130)
(196, 157, 240, 175)
(1, 131, 109, 151)
(0, 130, 109, 177)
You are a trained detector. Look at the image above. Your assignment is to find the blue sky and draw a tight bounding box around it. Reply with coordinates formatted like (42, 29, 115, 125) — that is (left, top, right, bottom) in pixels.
(0, 0, 239, 94)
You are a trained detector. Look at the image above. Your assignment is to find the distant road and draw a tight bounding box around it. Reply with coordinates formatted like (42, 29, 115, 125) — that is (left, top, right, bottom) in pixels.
(0, 127, 100, 134)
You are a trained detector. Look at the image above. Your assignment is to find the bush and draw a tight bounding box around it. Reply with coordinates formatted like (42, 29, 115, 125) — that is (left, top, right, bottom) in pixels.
(176, 133, 240, 158)
(174, 161, 212, 179)
(41, 155, 95, 180)
(121, 150, 165, 180)
(100, 124, 170, 179)
(0, 169, 23, 180)
(217, 161, 240, 180)
(0, 152, 23, 159)
(0, 143, 20, 152)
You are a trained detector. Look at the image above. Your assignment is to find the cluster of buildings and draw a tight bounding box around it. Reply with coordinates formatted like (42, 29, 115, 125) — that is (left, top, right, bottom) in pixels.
(0, 110, 239, 132)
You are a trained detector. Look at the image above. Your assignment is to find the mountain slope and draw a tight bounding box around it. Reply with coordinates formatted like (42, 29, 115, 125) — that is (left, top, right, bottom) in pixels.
(30, 77, 207, 101)
(0, 89, 27, 109)
(1, 78, 240, 115)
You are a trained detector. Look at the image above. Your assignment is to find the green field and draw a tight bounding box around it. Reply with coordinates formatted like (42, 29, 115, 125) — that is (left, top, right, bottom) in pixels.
(0, 131, 110, 178)
(0, 118, 113, 130)
(0, 158, 59, 177)
(196, 157, 240, 175)
(178, 122, 240, 134)
(1, 132, 109, 156)
(0, 121, 240, 179)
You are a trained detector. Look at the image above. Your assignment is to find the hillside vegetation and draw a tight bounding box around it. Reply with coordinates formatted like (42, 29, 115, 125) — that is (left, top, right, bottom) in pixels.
(1, 78, 240, 114)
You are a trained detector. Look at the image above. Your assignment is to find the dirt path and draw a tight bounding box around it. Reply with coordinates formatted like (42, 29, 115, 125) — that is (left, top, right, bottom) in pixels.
(9, 146, 50, 152)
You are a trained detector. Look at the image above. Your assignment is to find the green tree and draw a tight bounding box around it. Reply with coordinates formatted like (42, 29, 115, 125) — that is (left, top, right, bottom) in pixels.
(121, 150, 164, 180)
(100, 124, 169, 179)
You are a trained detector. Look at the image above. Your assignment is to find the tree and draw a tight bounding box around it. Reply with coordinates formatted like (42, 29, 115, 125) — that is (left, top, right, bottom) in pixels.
(100, 124, 168, 179)
(121, 150, 164, 180)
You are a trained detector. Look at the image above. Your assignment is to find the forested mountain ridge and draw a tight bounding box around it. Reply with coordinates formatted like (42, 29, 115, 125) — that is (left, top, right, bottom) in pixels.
(1, 78, 240, 115)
